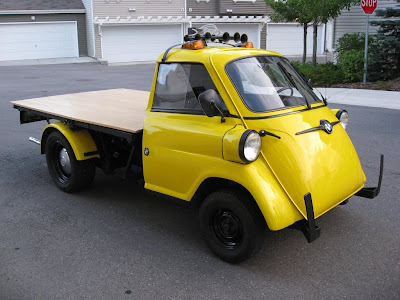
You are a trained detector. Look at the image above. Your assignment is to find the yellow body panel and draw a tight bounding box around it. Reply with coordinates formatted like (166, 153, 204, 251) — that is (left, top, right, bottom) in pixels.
(141, 46, 367, 230)
(143, 112, 302, 230)
(245, 106, 366, 218)
(42, 122, 99, 161)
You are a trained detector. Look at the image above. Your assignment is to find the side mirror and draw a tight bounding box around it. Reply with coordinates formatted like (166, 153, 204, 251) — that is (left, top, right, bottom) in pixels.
(198, 89, 224, 118)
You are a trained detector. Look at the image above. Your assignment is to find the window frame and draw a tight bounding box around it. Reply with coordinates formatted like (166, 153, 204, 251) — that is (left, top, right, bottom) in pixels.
(151, 62, 224, 116)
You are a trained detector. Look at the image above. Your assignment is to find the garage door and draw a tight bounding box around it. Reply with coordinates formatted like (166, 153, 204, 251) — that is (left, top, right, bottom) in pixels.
(0, 22, 79, 61)
(266, 23, 324, 56)
(195, 24, 260, 49)
(102, 24, 183, 63)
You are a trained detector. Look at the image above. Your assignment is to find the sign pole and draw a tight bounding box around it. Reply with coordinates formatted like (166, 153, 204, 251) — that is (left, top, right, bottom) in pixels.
(363, 14, 369, 84)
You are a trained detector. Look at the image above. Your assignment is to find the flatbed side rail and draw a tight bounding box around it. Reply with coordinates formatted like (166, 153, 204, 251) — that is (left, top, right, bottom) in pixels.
(13, 105, 138, 142)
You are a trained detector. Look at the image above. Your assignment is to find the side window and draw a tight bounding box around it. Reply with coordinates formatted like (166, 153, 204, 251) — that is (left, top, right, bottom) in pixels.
(152, 63, 222, 113)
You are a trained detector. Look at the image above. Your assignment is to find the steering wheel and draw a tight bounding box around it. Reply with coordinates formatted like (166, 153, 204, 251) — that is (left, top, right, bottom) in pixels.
(277, 86, 293, 96)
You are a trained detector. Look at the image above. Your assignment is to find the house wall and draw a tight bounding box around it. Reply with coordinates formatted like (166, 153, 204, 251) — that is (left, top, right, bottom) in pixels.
(92, 0, 185, 17)
(186, 0, 218, 16)
(82, 0, 95, 57)
(94, 24, 101, 58)
(260, 24, 266, 49)
(93, 0, 185, 58)
(334, 0, 397, 44)
(219, 0, 267, 15)
(0, 0, 85, 10)
(92, 0, 269, 60)
(187, 0, 267, 49)
(0, 13, 87, 56)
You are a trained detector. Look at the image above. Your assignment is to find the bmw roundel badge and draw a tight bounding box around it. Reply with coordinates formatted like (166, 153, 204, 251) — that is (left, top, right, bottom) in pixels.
(324, 121, 333, 134)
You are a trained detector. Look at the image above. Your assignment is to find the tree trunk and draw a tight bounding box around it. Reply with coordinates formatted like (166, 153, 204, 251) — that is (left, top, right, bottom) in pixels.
(302, 23, 308, 63)
(312, 22, 318, 66)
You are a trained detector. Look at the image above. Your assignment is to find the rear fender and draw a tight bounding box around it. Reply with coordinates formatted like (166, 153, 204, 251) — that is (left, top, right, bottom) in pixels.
(41, 122, 99, 161)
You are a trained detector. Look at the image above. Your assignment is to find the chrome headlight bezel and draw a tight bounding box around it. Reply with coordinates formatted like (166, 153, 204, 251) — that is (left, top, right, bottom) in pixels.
(336, 110, 349, 130)
(239, 130, 262, 163)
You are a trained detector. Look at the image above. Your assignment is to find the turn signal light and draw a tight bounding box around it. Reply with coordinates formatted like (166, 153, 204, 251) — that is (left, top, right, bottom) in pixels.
(241, 42, 254, 48)
(182, 40, 205, 50)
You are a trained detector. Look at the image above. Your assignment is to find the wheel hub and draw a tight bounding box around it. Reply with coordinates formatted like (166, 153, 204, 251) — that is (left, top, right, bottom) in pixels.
(213, 210, 243, 249)
(58, 148, 71, 174)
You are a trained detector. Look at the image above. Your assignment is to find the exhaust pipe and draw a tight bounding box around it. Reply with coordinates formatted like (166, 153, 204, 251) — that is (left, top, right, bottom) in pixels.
(29, 137, 41, 145)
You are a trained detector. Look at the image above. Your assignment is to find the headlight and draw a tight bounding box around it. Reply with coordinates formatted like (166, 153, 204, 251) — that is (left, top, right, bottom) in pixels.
(336, 110, 349, 130)
(239, 130, 261, 163)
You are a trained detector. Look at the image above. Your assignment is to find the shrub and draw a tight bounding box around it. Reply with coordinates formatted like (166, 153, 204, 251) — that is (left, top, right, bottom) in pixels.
(335, 33, 368, 53)
(291, 61, 343, 86)
(376, 81, 392, 90)
(337, 50, 364, 82)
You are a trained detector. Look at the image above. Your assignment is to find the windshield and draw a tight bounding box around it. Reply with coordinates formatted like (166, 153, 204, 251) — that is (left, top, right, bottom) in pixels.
(226, 56, 322, 113)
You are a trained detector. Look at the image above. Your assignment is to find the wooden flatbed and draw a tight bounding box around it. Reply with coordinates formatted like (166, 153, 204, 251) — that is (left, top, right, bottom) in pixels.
(11, 89, 149, 136)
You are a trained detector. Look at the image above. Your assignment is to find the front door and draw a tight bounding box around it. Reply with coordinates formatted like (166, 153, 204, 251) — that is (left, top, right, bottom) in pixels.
(142, 63, 236, 200)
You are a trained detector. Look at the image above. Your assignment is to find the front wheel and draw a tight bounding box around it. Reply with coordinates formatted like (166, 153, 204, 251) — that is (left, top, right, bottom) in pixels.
(45, 130, 96, 193)
(199, 189, 266, 263)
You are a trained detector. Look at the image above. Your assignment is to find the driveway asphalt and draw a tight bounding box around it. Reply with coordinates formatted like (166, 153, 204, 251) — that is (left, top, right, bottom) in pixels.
(0, 62, 399, 300)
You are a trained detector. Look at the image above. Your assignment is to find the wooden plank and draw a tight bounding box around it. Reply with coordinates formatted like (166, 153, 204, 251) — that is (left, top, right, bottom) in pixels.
(11, 89, 149, 133)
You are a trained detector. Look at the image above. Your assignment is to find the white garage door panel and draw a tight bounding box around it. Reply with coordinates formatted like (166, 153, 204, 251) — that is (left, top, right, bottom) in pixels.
(267, 24, 323, 56)
(0, 22, 79, 61)
(207, 24, 260, 49)
(102, 25, 182, 63)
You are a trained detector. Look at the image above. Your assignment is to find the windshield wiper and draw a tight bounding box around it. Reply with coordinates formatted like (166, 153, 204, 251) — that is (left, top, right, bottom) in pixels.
(314, 88, 328, 106)
(277, 62, 311, 109)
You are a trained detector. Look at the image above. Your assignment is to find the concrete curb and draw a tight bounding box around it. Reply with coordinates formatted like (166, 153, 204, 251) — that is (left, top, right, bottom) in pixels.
(0, 57, 99, 66)
(315, 87, 400, 110)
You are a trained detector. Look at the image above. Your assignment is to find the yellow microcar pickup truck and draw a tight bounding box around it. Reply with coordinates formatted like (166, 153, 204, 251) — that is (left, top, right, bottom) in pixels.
(11, 31, 384, 263)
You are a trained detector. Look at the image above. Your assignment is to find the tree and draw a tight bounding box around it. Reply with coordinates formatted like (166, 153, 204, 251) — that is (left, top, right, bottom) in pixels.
(265, 0, 313, 63)
(265, 0, 357, 65)
(368, 1, 400, 81)
(309, 0, 358, 66)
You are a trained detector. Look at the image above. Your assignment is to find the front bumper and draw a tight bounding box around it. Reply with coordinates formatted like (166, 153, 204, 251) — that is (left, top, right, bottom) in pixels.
(355, 154, 384, 199)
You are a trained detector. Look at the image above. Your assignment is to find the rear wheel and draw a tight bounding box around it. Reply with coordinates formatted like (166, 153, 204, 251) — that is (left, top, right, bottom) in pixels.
(199, 189, 266, 263)
(45, 130, 96, 192)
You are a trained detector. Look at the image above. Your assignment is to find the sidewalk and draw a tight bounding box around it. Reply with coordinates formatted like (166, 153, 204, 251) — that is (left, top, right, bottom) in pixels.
(0, 57, 98, 66)
(315, 88, 400, 110)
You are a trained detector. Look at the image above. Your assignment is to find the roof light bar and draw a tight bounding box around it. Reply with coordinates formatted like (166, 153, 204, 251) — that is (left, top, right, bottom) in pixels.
(162, 27, 254, 62)
(184, 30, 248, 46)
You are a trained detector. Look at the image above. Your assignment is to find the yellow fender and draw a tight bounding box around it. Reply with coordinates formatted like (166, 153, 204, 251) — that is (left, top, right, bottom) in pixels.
(41, 122, 99, 161)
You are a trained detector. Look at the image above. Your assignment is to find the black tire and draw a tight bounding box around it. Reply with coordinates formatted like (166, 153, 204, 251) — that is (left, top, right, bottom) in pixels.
(45, 130, 96, 193)
(339, 199, 349, 205)
(199, 189, 266, 263)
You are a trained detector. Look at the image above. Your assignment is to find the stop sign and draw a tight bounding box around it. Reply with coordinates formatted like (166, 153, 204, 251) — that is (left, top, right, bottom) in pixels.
(361, 0, 378, 14)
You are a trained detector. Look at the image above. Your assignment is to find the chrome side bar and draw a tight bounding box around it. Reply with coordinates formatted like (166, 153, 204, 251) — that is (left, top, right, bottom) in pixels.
(29, 137, 41, 145)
